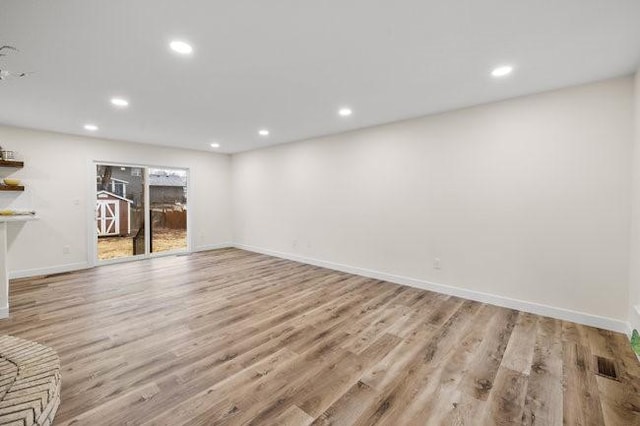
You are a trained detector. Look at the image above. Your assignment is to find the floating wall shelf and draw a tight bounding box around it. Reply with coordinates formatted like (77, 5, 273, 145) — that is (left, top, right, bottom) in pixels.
(0, 161, 24, 168)
(0, 186, 24, 192)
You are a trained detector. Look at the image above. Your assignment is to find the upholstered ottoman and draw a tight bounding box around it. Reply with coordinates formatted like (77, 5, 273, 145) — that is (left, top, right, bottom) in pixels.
(0, 335, 61, 425)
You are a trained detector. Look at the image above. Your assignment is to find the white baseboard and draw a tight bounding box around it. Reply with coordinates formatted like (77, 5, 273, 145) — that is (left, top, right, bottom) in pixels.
(194, 242, 234, 252)
(234, 243, 630, 334)
(6, 243, 631, 333)
(8, 244, 233, 280)
(9, 262, 90, 280)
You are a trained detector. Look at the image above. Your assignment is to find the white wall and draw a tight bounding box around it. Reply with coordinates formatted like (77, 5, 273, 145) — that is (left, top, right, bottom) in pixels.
(630, 70, 640, 333)
(0, 126, 232, 277)
(232, 77, 634, 329)
(1, 77, 634, 332)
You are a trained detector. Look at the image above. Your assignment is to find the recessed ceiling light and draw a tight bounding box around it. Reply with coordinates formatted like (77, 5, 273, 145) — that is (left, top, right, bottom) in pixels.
(84, 124, 98, 131)
(338, 107, 353, 117)
(210, 143, 220, 148)
(258, 129, 270, 136)
(110, 97, 129, 107)
(169, 40, 193, 55)
(491, 65, 514, 78)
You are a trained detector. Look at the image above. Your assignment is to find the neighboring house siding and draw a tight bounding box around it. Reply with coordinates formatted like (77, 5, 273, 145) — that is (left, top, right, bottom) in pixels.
(150, 186, 186, 204)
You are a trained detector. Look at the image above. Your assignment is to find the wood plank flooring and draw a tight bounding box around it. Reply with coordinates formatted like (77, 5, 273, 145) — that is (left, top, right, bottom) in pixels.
(1, 248, 639, 425)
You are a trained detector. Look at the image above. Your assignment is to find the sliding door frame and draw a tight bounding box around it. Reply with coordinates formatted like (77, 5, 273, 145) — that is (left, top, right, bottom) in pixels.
(88, 160, 192, 267)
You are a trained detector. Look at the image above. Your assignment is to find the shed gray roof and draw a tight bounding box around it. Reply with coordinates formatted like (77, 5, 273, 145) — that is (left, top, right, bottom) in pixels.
(149, 174, 186, 187)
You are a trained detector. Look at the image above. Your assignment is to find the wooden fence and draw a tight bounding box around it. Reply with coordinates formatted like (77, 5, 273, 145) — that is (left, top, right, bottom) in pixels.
(152, 209, 187, 229)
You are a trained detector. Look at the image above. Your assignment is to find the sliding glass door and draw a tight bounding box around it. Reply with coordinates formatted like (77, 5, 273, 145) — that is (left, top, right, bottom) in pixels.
(96, 163, 188, 262)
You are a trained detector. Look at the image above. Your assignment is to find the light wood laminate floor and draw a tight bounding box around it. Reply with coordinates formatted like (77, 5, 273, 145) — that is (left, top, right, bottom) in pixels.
(1, 248, 639, 425)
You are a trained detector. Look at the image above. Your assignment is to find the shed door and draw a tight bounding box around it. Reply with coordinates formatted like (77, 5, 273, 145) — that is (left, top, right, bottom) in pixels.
(96, 200, 120, 236)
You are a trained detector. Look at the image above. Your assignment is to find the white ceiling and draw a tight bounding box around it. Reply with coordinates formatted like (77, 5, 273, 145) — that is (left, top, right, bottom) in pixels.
(1, 0, 639, 153)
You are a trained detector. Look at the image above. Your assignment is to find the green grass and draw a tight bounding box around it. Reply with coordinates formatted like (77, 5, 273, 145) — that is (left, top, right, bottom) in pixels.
(632, 329, 640, 356)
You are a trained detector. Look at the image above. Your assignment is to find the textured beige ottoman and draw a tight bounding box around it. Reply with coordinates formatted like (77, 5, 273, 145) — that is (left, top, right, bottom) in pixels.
(0, 335, 61, 426)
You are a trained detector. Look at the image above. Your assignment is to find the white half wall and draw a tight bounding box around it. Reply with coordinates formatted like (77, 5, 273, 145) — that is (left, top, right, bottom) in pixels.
(232, 77, 634, 329)
(0, 125, 232, 278)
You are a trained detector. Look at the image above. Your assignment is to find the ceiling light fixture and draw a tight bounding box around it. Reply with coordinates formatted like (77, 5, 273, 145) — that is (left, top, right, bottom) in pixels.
(169, 40, 193, 55)
(491, 65, 514, 78)
(84, 124, 98, 131)
(258, 129, 270, 136)
(338, 107, 353, 117)
(110, 97, 129, 107)
(210, 143, 220, 148)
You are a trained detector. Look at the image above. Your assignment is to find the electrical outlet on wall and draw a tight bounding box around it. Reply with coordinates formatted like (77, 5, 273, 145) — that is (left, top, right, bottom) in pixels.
(63, 245, 71, 255)
(292, 239, 298, 249)
(433, 257, 441, 270)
